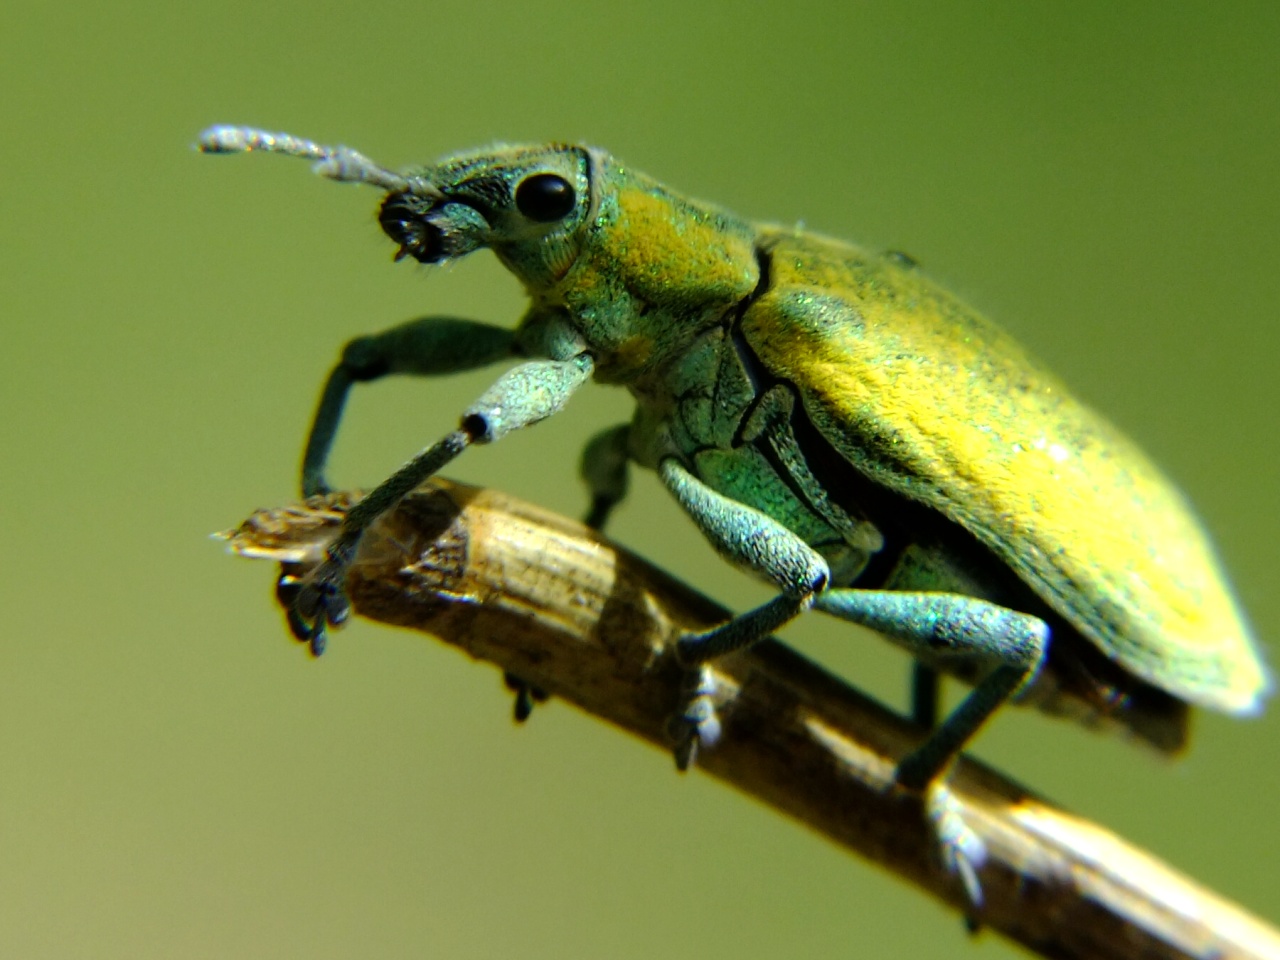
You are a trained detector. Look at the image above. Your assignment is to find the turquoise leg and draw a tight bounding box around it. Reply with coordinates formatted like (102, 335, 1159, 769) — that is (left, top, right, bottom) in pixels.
(911, 662, 940, 730)
(660, 459, 830, 662)
(502, 670, 551, 723)
(288, 354, 595, 655)
(579, 423, 631, 531)
(815, 588, 1048, 908)
(814, 589, 1048, 787)
(658, 459, 830, 767)
(300, 316, 514, 497)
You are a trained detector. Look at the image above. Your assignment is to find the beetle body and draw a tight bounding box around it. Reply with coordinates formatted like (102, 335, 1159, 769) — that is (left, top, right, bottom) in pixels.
(735, 228, 1266, 720)
(516, 146, 1267, 742)
(200, 126, 1269, 788)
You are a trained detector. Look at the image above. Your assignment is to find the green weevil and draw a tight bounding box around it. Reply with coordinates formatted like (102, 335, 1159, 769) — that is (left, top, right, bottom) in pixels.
(199, 124, 1269, 892)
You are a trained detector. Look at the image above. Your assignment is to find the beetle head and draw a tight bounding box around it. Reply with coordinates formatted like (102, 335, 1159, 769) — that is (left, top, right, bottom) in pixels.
(198, 126, 593, 286)
(198, 126, 760, 377)
(379, 143, 593, 283)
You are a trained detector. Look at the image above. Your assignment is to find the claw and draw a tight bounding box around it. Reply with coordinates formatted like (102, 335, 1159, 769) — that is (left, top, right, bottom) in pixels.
(925, 781, 988, 911)
(326, 595, 351, 626)
(503, 673, 550, 722)
(514, 686, 535, 722)
(274, 556, 352, 656)
(671, 722, 699, 771)
(309, 626, 328, 657)
(669, 666, 722, 771)
(285, 605, 314, 643)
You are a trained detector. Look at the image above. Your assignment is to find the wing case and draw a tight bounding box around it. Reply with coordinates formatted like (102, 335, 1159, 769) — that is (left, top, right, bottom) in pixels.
(743, 229, 1269, 714)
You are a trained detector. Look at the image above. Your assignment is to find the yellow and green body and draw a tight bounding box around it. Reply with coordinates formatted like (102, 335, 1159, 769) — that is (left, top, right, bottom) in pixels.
(199, 125, 1270, 890)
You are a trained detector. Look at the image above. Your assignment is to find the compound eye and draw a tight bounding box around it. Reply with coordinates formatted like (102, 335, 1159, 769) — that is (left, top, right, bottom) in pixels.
(514, 173, 576, 222)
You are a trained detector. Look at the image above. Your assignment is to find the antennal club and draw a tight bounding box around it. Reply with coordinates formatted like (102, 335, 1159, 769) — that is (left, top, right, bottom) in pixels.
(197, 125, 441, 198)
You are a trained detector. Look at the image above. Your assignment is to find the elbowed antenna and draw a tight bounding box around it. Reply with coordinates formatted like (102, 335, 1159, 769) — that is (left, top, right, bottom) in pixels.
(197, 125, 441, 198)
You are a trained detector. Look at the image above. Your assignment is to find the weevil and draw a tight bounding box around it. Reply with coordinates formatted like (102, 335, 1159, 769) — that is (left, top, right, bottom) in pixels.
(200, 125, 1270, 892)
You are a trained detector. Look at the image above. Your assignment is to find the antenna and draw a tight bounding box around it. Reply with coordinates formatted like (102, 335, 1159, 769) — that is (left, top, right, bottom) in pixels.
(197, 125, 441, 198)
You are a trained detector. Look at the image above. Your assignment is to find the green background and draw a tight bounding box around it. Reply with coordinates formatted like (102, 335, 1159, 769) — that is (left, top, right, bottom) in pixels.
(2, 3, 1277, 957)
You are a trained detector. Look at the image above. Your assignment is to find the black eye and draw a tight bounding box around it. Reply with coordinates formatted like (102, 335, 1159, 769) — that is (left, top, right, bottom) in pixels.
(515, 174, 576, 222)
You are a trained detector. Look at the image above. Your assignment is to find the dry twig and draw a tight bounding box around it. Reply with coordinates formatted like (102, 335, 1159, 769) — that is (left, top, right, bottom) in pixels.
(223, 479, 1280, 960)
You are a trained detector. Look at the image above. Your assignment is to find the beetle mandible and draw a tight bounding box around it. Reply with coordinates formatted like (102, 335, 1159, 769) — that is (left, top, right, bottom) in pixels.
(199, 124, 1270, 850)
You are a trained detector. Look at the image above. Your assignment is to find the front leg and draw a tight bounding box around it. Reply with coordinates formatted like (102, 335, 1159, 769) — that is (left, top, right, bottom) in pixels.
(301, 316, 515, 497)
(287, 354, 595, 654)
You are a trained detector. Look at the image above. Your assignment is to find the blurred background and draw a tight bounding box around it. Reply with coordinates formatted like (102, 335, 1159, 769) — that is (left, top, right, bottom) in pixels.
(2, 2, 1277, 957)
